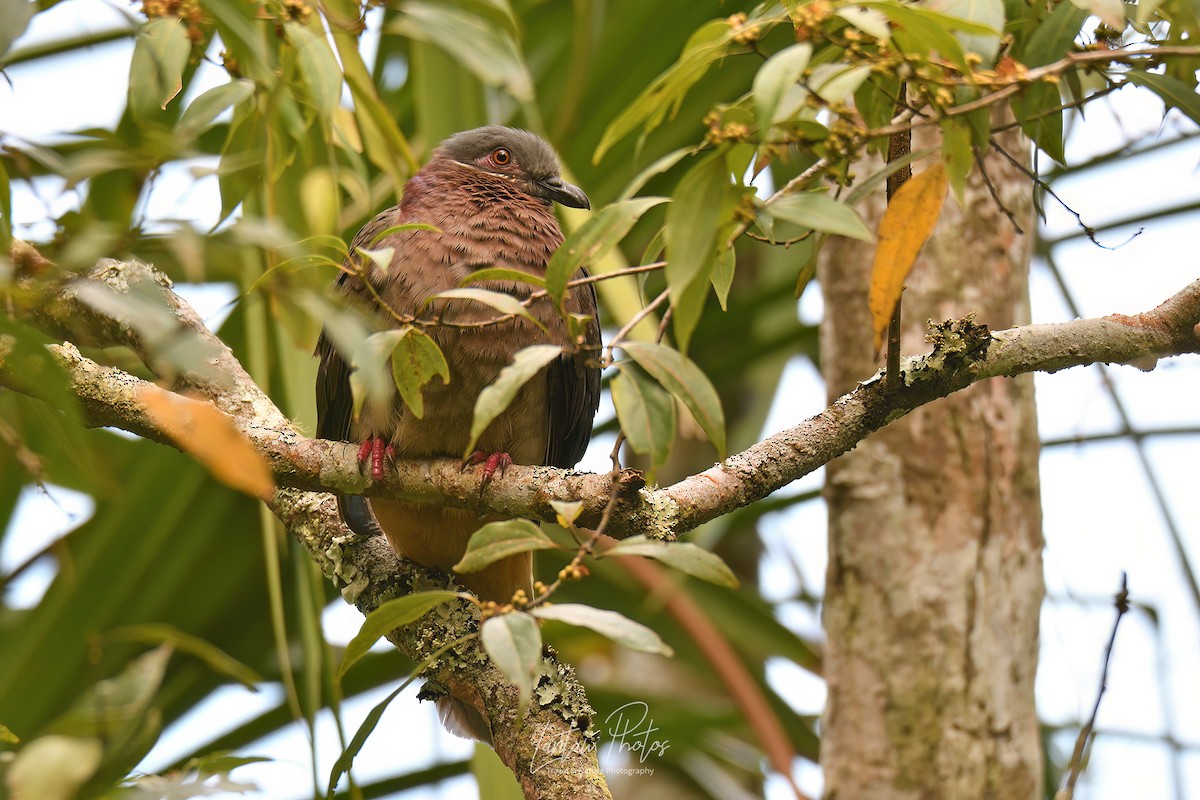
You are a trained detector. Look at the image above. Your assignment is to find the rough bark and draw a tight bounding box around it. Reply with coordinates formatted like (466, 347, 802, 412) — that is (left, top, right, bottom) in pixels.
(818, 123, 1044, 798)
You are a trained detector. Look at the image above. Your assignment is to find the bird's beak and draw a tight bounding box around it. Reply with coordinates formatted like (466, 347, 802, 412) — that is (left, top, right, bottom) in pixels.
(535, 176, 591, 210)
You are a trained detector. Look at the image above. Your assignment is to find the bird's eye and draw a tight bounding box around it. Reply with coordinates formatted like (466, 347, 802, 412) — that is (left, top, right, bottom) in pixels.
(492, 148, 511, 166)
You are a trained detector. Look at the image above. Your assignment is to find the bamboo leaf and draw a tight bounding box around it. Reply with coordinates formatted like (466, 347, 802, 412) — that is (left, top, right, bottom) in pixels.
(286, 22, 344, 119)
(868, 162, 949, 350)
(594, 20, 734, 163)
(0, 0, 36, 59)
(100, 624, 263, 690)
(389, 1, 534, 101)
(175, 80, 255, 141)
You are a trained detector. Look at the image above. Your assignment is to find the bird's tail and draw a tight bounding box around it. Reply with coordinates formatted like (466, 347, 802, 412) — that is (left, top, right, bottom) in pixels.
(370, 499, 532, 602)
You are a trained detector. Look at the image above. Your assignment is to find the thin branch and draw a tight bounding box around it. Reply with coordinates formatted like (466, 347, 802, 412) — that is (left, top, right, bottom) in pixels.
(867, 46, 1200, 139)
(1056, 573, 1130, 800)
(8, 261, 1199, 546)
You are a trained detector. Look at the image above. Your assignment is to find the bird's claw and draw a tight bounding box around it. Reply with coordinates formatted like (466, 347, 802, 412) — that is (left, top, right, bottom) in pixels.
(357, 437, 395, 481)
(463, 450, 513, 492)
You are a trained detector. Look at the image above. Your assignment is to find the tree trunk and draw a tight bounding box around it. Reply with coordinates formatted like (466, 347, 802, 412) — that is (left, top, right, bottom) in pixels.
(817, 123, 1044, 798)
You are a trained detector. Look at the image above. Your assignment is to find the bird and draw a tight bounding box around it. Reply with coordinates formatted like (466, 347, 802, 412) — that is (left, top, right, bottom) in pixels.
(315, 126, 601, 607)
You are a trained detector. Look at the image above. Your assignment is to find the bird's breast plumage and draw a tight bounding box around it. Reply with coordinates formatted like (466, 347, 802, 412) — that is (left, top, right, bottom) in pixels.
(347, 159, 588, 464)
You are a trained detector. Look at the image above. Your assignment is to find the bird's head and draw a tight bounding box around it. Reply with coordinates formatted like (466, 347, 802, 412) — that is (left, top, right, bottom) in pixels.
(434, 126, 590, 210)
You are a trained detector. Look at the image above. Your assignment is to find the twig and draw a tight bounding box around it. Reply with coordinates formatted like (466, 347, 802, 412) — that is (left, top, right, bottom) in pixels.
(1056, 573, 1131, 800)
(867, 46, 1200, 140)
(884, 84, 912, 390)
(604, 287, 671, 363)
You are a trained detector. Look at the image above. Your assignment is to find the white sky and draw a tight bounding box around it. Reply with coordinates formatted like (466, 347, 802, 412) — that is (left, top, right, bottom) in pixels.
(2, 3, 1199, 799)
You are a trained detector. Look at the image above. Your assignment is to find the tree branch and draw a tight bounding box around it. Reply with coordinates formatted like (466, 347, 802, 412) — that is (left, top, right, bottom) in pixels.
(2, 259, 610, 799)
(6, 261, 1200, 544)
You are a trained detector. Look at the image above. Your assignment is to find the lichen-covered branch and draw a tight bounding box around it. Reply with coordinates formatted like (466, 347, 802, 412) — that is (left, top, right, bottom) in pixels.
(6, 261, 1199, 546)
(3, 260, 610, 799)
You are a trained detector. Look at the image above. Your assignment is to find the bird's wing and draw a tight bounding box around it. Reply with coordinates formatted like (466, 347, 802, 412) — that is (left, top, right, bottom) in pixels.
(546, 277, 602, 469)
(314, 273, 355, 442)
(316, 213, 404, 539)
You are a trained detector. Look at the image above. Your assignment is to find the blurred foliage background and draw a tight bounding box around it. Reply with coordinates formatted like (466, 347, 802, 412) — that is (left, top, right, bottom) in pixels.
(1, 0, 1198, 797)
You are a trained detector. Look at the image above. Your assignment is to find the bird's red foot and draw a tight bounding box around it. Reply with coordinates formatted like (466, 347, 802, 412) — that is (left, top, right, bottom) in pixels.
(463, 450, 513, 490)
(357, 437, 395, 481)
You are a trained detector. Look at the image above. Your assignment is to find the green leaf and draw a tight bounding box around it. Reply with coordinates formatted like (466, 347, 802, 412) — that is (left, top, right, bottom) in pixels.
(370, 222, 441, 245)
(1015, 81, 1065, 164)
(809, 63, 872, 105)
(611, 364, 675, 471)
(0, 159, 10, 251)
(767, 192, 873, 241)
(532, 604, 674, 656)
(460, 267, 547, 289)
(327, 632, 471, 797)
(326, 682, 406, 797)
(665, 153, 738, 352)
(46, 645, 172, 738)
(1124, 71, 1200, 128)
(1070, 0, 1124, 27)
(836, 6, 891, 40)
(618, 147, 692, 201)
(390, 326, 450, 419)
(594, 19, 735, 163)
(930, 0, 1005, 64)
(549, 500, 584, 527)
(389, 1, 534, 101)
(336, 591, 462, 680)
(862, 1, 970, 68)
(710, 245, 734, 311)
(349, 330, 401, 421)
(6, 735, 103, 800)
(1017, 0, 1088, 67)
(844, 146, 940, 205)
(427, 287, 540, 328)
(752, 43, 812, 133)
(465, 345, 562, 457)
(0, 0, 37, 60)
(286, 22, 344, 119)
(471, 743, 524, 798)
(128, 17, 190, 120)
(545, 197, 668, 307)
(100, 624, 263, 690)
(480, 612, 542, 711)
(605, 536, 740, 589)
(620, 341, 726, 457)
(941, 120, 973, 206)
(454, 520, 560, 574)
(355, 246, 395, 275)
(175, 80, 256, 142)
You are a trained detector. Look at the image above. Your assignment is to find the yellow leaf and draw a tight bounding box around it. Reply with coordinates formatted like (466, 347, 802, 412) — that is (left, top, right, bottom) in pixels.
(138, 386, 276, 500)
(868, 162, 949, 351)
